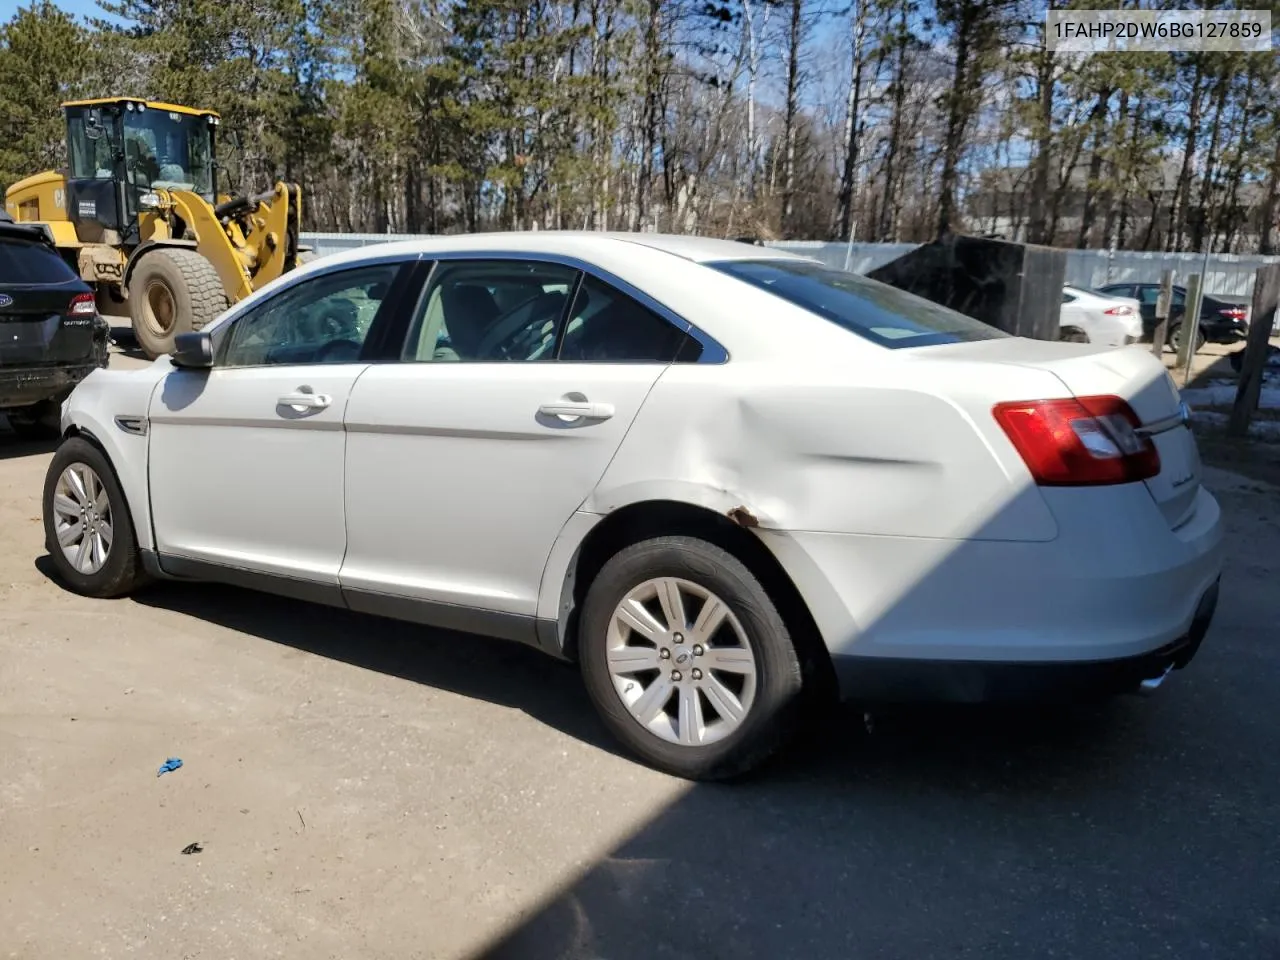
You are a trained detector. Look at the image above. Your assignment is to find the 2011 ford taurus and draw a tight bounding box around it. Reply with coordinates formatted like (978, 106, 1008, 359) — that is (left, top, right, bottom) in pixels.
(40, 233, 1223, 779)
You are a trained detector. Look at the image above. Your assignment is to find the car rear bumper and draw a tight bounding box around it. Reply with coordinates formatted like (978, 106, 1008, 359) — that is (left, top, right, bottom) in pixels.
(0, 357, 108, 409)
(761, 483, 1224, 701)
(830, 577, 1219, 703)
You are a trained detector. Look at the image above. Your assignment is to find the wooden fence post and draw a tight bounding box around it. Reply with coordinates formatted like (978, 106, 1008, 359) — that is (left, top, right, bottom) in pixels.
(1228, 263, 1280, 437)
(1176, 273, 1202, 381)
(1152, 269, 1175, 358)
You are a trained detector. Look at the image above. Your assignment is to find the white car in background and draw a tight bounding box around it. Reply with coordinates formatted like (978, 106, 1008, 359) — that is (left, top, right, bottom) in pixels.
(1060, 285, 1144, 347)
(40, 234, 1223, 780)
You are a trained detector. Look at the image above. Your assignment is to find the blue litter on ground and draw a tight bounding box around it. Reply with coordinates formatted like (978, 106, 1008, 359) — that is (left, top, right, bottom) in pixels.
(157, 757, 183, 777)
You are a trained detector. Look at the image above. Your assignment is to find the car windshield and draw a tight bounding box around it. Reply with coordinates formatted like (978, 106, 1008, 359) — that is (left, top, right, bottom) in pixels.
(123, 109, 214, 195)
(0, 239, 78, 284)
(710, 259, 1006, 348)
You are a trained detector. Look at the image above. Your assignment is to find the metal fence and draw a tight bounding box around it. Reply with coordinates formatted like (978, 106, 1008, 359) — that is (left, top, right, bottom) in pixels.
(301, 233, 1280, 298)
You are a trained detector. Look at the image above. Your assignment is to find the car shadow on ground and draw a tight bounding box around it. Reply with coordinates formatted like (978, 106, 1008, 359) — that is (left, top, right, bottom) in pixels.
(33, 559, 623, 757)
(470, 659, 1274, 959)
(108, 326, 150, 362)
(0, 422, 57, 461)
(32, 555, 1277, 958)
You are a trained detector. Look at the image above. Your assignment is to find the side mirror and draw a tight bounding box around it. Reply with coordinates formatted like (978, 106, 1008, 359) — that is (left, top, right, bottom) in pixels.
(172, 331, 214, 369)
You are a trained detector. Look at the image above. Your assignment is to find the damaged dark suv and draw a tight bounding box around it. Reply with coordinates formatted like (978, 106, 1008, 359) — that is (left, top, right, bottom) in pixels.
(1, 212, 110, 440)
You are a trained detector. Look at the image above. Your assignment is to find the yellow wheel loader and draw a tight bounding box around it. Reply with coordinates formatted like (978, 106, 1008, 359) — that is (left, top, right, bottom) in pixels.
(3, 97, 307, 358)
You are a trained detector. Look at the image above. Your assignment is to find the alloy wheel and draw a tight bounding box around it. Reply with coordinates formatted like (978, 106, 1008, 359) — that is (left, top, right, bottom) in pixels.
(606, 577, 758, 746)
(51, 463, 113, 575)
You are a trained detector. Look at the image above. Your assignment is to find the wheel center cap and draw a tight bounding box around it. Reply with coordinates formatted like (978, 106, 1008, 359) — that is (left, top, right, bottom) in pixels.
(673, 645, 693, 665)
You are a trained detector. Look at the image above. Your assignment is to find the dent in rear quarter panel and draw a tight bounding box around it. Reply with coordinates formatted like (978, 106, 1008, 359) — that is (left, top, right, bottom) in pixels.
(63, 364, 168, 552)
(580, 357, 1075, 661)
(587, 361, 1060, 542)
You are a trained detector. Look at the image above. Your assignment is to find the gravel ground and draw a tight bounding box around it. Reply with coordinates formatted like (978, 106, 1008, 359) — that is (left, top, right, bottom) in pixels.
(1, 342, 1276, 959)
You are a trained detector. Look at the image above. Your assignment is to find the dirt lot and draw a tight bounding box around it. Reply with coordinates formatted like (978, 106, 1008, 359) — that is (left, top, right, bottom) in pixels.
(1, 343, 1278, 959)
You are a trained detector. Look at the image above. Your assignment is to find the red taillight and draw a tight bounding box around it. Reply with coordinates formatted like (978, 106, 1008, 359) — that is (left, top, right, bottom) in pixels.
(1219, 307, 1246, 320)
(1103, 305, 1134, 316)
(69, 293, 96, 316)
(992, 395, 1161, 486)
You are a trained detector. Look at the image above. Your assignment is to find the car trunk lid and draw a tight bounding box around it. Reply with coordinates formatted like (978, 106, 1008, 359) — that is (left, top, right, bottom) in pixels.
(920, 339, 1200, 528)
(0, 280, 99, 366)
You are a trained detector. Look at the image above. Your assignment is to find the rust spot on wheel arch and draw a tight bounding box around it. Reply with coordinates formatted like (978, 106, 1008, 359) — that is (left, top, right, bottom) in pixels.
(726, 505, 759, 528)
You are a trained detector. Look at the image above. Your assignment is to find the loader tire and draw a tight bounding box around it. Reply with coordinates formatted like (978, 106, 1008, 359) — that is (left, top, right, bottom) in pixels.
(128, 248, 228, 359)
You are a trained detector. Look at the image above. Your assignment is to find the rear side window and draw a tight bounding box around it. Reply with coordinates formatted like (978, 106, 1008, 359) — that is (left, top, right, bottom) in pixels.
(711, 259, 1006, 349)
(0, 239, 78, 284)
(559, 275, 698, 363)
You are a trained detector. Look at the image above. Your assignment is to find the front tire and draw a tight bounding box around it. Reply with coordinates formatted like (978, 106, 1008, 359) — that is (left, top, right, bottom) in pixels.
(42, 437, 147, 598)
(128, 248, 228, 359)
(579, 536, 804, 780)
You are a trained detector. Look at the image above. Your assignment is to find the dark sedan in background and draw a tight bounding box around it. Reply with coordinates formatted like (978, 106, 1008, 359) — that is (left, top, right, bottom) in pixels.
(1097, 281, 1249, 353)
(1, 211, 111, 439)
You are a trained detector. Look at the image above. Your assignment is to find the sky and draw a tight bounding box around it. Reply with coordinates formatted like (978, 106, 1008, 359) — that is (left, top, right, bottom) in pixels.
(0, 0, 119, 22)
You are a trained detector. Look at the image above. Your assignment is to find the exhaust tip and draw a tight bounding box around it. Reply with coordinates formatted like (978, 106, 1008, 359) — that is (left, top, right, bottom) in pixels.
(1137, 664, 1174, 697)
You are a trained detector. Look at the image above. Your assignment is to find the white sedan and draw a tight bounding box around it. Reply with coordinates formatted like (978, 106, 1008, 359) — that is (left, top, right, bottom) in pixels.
(1060, 285, 1145, 347)
(41, 234, 1224, 779)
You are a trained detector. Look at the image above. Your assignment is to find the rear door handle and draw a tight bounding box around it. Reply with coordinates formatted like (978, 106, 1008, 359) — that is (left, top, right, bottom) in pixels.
(278, 391, 332, 411)
(538, 401, 614, 421)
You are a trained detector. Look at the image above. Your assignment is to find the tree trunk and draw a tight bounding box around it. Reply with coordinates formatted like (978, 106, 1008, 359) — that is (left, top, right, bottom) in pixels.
(780, 0, 803, 235)
(877, 3, 909, 241)
(1189, 65, 1231, 252)
(1259, 136, 1280, 255)
(1102, 90, 1129, 248)
(936, 5, 974, 239)
(837, 0, 868, 241)
(1169, 57, 1205, 251)
(635, 0, 662, 231)
(1075, 86, 1112, 248)
(1025, 40, 1055, 245)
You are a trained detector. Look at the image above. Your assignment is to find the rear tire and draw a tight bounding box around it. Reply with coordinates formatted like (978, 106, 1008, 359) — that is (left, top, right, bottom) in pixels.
(1058, 326, 1089, 344)
(42, 437, 147, 598)
(5, 400, 61, 441)
(579, 536, 804, 780)
(128, 248, 228, 359)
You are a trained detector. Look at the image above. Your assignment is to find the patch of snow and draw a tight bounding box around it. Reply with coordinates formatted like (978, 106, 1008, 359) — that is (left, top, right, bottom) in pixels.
(1180, 375, 1280, 410)
(1202, 465, 1278, 496)
(1192, 408, 1280, 441)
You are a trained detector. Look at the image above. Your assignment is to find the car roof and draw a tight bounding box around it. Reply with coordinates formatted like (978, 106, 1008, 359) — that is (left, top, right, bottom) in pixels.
(311, 231, 811, 268)
(0, 217, 57, 248)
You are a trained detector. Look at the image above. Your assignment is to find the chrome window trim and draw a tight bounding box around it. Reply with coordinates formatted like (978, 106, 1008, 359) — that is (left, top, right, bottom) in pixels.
(410, 249, 729, 364)
(208, 253, 423, 367)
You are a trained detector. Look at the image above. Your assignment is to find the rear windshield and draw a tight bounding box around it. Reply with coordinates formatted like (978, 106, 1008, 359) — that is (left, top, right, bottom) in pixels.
(712, 259, 1007, 349)
(0, 238, 78, 284)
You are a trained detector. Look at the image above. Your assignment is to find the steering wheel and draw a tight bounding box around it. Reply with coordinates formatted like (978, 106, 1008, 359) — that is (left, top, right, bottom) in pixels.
(481, 296, 566, 361)
(315, 338, 363, 364)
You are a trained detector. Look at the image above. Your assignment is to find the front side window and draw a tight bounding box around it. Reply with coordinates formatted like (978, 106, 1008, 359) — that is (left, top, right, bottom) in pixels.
(122, 109, 214, 196)
(67, 112, 119, 181)
(220, 264, 400, 368)
(402, 259, 579, 362)
(711, 259, 1006, 349)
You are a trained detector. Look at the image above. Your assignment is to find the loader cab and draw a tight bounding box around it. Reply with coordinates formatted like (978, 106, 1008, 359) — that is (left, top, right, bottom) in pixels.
(63, 98, 219, 244)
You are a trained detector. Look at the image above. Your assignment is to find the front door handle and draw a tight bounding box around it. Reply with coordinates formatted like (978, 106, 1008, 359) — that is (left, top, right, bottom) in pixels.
(278, 390, 332, 411)
(538, 400, 614, 421)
